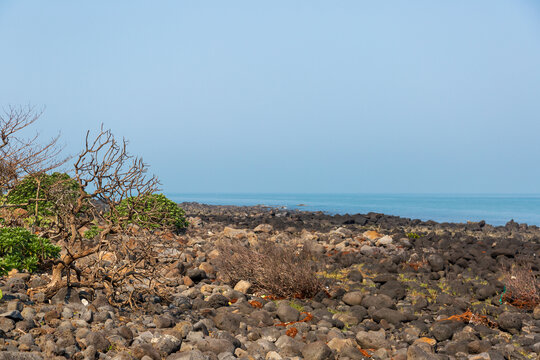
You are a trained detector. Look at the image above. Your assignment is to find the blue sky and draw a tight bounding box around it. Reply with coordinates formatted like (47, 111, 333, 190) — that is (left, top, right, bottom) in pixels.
(1, 1, 539, 194)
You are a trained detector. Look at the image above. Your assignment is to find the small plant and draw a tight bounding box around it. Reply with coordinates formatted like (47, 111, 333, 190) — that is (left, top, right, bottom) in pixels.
(0, 227, 60, 275)
(115, 193, 188, 231)
(317, 269, 347, 281)
(501, 262, 539, 310)
(83, 225, 102, 240)
(328, 308, 344, 315)
(217, 239, 322, 299)
(290, 300, 304, 312)
(406, 232, 420, 239)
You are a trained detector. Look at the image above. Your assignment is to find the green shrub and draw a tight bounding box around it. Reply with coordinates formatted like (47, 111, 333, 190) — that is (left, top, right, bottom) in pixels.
(83, 225, 102, 240)
(0, 227, 60, 275)
(406, 232, 420, 239)
(115, 193, 189, 231)
(6, 172, 80, 217)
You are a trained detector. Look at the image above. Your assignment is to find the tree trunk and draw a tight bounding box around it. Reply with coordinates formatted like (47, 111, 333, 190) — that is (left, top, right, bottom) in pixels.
(28, 244, 100, 300)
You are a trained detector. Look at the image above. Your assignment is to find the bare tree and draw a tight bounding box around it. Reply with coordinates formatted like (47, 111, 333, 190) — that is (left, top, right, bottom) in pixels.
(32, 126, 163, 304)
(70, 125, 160, 239)
(0, 105, 68, 197)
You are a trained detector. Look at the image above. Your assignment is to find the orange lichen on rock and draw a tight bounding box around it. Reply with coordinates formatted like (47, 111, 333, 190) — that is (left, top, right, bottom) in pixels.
(439, 309, 497, 328)
(300, 312, 313, 322)
(415, 337, 437, 346)
(405, 258, 428, 271)
(356, 346, 372, 358)
(248, 300, 263, 308)
(363, 230, 382, 241)
(326, 249, 359, 257)
(275, 312, 313, 327)
(286, 327, 298, 338)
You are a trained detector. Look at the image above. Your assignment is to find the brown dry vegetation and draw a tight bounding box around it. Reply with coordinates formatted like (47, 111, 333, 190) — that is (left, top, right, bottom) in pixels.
(216, 239, 323, 299)
(502, 261, 540, 310)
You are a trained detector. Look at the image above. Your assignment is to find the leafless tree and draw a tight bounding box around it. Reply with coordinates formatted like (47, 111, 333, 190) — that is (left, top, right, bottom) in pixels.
(32, 126, 165, 305)
(0, 105, 68, 197)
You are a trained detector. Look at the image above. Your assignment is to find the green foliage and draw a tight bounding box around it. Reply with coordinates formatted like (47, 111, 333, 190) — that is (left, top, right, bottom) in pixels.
(406, 232, 420, 239)
(84, 225, 102, 240)
(6, 172, 80, 217)
(0, 227, 60, 275)
(289, 300, 304, 312)
(115, 193, 189, 231)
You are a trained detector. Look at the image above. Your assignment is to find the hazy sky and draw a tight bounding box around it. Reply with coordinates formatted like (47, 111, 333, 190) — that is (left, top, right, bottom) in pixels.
(1, 1, 540, 194)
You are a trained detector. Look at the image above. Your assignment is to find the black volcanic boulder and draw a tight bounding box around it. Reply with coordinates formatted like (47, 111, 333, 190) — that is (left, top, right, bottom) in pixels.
(476, 284, 497, 300)
(498, 312, 522, 333)
(187, 268, 207, 282)
(427, 254, 445, 272)
(430, 321, 465, 341)
(361, 294, 394, 310)
(207, 294, 229, 309)
(379, 280, 406, 300)
(371, 308, 417, 325)
(213, 309, 243, 333)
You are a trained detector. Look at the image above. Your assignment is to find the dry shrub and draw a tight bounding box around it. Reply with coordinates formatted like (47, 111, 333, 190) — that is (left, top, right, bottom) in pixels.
(216, 239, 322, 299)
(54, 231, 182, 309)
(502, 262, 540, 310)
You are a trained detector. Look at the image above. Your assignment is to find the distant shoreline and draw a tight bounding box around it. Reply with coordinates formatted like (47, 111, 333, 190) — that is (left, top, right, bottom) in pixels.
(169, 193, 540, 227)
(178, 202, 540, 243)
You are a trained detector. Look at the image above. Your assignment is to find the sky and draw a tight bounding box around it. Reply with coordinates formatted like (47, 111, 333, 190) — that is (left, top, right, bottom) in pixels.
(1, 1, 540, 194)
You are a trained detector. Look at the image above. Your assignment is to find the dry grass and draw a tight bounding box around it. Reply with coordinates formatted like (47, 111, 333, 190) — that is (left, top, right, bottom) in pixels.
(502, 262, 540, 310)
(216, 239, 322, 299)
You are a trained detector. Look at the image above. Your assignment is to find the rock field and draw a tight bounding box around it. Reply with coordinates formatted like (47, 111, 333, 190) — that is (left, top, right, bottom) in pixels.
(0, 203, 538, 360)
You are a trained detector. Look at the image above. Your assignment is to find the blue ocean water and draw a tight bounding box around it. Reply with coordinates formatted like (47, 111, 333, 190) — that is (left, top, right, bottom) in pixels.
(167, 193, 540, 226)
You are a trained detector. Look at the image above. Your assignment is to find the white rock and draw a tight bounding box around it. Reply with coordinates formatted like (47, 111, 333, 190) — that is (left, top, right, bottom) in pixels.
(355, 328, 388, 349)
(265, 351, 283, 360)
(254, 224, 273, 233)
(376, 235, 393, 246)
(234, 280, 252, 294)
(468, 353, 491, 360)
(223, 227, 249, 239)
(360, 245, 377, 256)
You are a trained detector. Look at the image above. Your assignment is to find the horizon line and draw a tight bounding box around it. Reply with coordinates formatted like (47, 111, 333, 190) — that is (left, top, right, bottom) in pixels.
(165, 192, 540, 196)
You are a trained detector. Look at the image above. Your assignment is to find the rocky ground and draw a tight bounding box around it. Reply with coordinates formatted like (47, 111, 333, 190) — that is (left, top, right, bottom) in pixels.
(0, 203, 539, 360)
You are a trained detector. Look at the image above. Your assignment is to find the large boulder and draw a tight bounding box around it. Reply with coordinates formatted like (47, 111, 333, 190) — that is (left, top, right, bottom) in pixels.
(355, 328, 389, 349)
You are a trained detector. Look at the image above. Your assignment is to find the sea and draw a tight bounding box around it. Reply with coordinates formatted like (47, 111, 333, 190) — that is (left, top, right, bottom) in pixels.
(167, 193, 540, 227)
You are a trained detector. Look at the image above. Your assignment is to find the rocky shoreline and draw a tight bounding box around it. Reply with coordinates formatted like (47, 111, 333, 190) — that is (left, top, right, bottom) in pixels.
(0, 203, 539, 359)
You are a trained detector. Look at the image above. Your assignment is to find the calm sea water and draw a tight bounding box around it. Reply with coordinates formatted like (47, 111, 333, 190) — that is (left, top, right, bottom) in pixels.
(167, 193, 540, 226)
